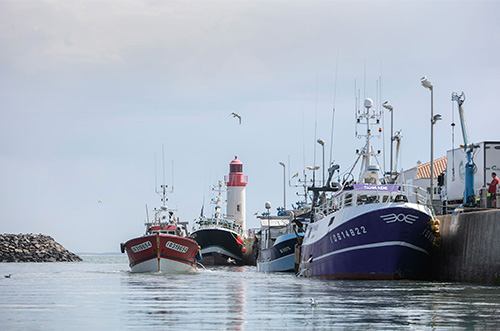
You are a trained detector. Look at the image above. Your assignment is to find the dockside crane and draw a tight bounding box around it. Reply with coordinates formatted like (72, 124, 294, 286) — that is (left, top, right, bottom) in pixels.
(451, 92, 479, 207)
(392, 129, 403, 183)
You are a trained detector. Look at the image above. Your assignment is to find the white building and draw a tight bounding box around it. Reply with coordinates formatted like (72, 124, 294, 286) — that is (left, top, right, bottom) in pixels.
(402, 156, 447, 202)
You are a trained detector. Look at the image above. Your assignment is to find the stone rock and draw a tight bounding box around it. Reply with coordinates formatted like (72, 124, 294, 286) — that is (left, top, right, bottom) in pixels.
(0, 233, 82, 263)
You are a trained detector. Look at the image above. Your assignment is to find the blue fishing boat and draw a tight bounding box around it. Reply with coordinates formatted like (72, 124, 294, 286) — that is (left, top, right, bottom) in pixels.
(297, 98, 440, 279)
(256, 203, 310, 273)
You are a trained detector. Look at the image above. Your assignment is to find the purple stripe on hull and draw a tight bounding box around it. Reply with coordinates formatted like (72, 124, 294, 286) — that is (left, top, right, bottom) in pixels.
(301, 207, 435, 279)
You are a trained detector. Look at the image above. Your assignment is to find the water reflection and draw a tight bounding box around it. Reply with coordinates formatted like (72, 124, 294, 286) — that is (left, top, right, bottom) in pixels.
(224, 267, 246, 330)
(2, 259, 500, 330)
(120, 266, 250, 330)
(294, 280, 500, 330)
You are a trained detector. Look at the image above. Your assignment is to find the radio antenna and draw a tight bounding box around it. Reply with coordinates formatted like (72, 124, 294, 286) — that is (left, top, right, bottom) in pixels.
(330, 52, 339, 165)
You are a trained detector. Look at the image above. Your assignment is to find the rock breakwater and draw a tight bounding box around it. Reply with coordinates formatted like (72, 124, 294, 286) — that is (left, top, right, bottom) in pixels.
(0, 234, 82, 262)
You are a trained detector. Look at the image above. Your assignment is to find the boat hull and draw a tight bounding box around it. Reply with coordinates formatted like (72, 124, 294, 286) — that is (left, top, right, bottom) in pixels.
(298, 205, 435, 279)
(257, 233, 300, 273)
(190, 228, 244, 265)
(123, 234, 199, 273)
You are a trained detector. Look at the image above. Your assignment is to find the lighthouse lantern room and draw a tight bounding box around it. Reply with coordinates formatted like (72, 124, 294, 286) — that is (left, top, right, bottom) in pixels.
(225, 156, 248, 236)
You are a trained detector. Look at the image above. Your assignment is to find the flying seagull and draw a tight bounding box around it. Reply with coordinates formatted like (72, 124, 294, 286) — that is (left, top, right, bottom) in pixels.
(230, 112, 241, 125)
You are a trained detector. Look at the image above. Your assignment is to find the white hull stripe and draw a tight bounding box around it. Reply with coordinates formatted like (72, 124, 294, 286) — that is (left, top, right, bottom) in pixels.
(201, 246, 241, 260)
(258, 252, 294, 266)
(314, 241, 429, 261)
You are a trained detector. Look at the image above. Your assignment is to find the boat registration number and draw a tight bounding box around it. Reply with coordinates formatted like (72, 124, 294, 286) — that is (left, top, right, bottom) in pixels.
(279, 246, 292, 254)
(166, 241, 189, 253)
(329, 226, 367, 243)
(131, 241, 152, 253)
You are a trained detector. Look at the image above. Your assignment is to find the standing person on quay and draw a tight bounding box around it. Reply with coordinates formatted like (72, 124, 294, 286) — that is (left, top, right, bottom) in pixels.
(486, 172, 499, 208)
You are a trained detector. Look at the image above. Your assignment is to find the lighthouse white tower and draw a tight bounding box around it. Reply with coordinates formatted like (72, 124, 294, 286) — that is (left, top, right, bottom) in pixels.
(225, 156, 248, 237)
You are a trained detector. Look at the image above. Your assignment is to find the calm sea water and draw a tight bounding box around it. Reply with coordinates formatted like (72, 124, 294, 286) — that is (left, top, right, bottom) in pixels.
(1, 255, 500, 330)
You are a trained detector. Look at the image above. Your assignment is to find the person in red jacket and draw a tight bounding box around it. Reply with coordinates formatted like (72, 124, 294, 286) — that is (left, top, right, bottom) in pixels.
(487, 172, 499, 208)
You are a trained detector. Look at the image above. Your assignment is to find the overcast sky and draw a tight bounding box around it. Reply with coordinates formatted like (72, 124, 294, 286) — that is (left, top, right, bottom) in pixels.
(1, 0, 499, 253)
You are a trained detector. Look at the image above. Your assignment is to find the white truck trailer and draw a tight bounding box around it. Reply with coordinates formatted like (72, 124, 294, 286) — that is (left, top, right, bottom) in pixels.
(440, 141, 500, 211)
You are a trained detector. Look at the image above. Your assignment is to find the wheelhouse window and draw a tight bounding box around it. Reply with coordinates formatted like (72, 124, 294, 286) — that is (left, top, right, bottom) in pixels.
(344, 193, 353, 207)
(357, 194, 379, 204)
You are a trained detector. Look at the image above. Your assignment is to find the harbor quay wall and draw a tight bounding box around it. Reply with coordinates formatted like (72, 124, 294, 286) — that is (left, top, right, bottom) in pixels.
(435, 210, 500, 285)
(243, 236, 256, 266)
(0, 233, 82, 262)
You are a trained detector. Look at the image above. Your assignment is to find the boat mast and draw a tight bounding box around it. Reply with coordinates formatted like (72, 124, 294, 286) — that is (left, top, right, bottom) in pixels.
(364, 98, 373, 173)
(159, 184, 167, 208)
(213, 180, 225, 220)
(356, 98, 374, 178)
(355, 98, 382, 184)
(155, 144, 174, 208)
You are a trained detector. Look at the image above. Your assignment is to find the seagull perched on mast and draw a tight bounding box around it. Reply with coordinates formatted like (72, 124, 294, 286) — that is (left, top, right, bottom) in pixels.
(230, 112, 242, 125)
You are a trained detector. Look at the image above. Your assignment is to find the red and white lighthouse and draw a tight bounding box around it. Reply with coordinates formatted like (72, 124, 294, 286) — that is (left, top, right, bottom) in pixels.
(225, 156, 248, 236)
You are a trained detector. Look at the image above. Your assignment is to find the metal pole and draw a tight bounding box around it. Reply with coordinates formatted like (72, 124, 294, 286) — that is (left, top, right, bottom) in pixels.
(322, 145, 325, 186)
(316, 139, 325, 186)
(421, 76, 435, 206)
(383, 101, 394, 182)
(283, 166, 286, 210)
(265, 202, 271, 247)
(390, 108, 394, 179)
(279, 162, 286, 210)
(430, 87, 434, 203)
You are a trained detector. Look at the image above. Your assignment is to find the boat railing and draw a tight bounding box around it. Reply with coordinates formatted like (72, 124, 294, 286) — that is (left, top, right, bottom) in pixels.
(144, 219, 177, 228)
(313, 183, 432, 217)
(193, 217, 243, 235)
(399, 184, 431, 206)
(224, 174, 248, 186)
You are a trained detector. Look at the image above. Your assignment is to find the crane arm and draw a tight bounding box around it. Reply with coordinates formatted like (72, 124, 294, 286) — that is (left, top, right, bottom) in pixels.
(451, 92, 470, 149)
(451, 91, 479, 207)
(393, 130, 403, 173)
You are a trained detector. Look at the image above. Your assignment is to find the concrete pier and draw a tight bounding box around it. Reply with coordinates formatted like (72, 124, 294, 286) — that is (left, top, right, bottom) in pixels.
(436, 209, 500, 285)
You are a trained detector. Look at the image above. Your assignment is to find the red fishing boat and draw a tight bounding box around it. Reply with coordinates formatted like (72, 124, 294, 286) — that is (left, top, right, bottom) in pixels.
(121, 185, 201, 273)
